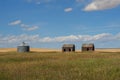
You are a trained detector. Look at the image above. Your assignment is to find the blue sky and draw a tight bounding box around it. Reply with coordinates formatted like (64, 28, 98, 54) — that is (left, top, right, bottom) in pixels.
(0, 0, 120, 49)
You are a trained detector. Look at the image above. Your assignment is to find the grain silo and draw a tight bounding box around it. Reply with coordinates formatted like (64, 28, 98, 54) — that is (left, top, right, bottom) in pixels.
(17, 42, 30, 53)
(82, 43, 95, 52)
(62, 44, 75, 52)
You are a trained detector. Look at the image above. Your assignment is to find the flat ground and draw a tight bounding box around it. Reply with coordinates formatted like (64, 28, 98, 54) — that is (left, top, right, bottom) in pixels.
(0, 48, 120, 52)
(0, 50, 120, 80)
(0, 48, 59, 52)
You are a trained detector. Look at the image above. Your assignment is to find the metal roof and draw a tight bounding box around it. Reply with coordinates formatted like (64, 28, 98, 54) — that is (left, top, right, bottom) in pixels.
(19, 42, 29, 46)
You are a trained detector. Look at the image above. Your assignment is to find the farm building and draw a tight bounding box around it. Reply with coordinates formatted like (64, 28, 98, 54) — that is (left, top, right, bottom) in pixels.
(62, 44, 75, 52)
(82, 43, 95, 51)
(17, 42, 30, 53)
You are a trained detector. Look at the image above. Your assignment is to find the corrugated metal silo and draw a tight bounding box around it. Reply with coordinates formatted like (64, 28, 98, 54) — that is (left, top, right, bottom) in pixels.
(17, 42, 30, 53)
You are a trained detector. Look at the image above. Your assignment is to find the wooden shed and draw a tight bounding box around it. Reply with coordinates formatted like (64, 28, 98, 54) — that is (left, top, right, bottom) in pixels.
(82, 43, 95, 51)
(62, 44, 75, 52)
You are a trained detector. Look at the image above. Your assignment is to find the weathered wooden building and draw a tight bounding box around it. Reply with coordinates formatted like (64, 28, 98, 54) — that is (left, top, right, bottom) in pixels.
(82, 43, 95, 51)
(62, 44, 75, 52)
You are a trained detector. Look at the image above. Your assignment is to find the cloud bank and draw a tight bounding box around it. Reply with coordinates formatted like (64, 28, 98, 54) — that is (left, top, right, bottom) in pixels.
(0, 33, 120, 48)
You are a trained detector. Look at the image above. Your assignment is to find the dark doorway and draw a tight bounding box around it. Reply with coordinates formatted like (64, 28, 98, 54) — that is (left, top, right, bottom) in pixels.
(87, 48, 89, 51)
(69, 49, 71, 52)
(64, 49, 66, 52)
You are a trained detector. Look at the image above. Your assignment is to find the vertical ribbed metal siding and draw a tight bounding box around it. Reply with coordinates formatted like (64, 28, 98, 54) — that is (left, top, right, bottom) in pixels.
(17, 46, 30, 53)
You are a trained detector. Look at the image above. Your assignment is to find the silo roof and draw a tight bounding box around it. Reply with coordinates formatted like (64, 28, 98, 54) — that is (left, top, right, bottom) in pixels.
(19, 42, 29, 46)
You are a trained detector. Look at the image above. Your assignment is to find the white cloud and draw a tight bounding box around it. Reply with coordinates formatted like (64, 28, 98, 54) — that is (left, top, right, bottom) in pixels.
(24, 26, 39, 31)
(64, 8, 73, 12)
(92, 33, 112, 40)
(9, 20, 39, 31)
(9, 20, 21, 26)
(84, 0, 120, 11)
(0, 33, 120, 48)
(21, 24, 39, 31)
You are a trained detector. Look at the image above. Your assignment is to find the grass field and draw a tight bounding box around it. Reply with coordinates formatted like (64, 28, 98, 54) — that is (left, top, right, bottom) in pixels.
(0, 51, 120, 80)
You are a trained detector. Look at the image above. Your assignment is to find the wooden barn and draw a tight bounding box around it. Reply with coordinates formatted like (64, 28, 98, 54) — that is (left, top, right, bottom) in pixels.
(62, 44, 75, 52)
(82, 43, 95, 51)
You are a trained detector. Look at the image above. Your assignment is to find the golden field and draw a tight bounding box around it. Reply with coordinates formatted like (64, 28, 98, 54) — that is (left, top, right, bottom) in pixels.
(0, 48, 59, 52)
(0, 48, 120, 80)
(0, 51, 120, 80)
(0, 48, 120, 52)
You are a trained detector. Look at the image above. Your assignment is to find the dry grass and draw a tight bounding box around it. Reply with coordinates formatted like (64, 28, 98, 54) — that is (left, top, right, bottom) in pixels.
(0, 51, 120, 80)
(96, 48, 120, 52)
(0, 48, 60, 52)
(0, 48, 16, 52)
(31, 48, 60, 52)
(0, 48, 120, 53)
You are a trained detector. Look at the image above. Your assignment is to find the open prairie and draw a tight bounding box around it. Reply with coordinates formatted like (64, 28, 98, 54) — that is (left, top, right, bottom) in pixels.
(0, 48, 120, 52)
(0, 50, 120, 80)
(0, 48, 60, 52)
(96, 48, 120, 52)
